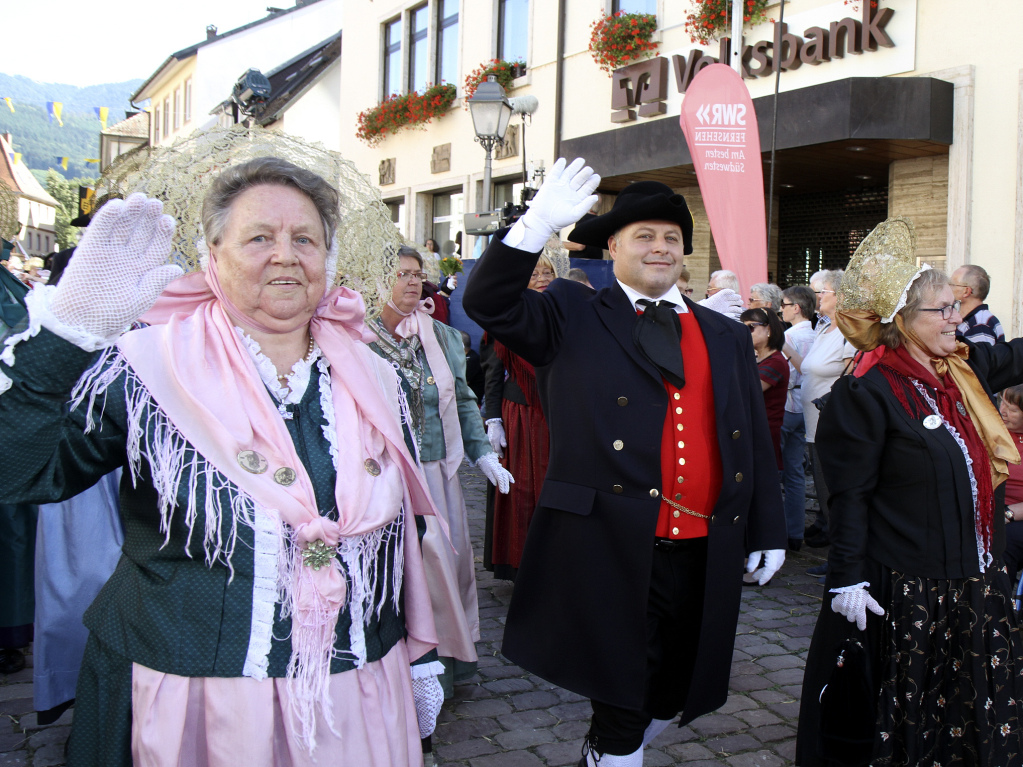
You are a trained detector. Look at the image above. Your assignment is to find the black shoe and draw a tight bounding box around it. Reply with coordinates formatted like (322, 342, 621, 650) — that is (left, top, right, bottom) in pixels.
(788, 537, 803, 552)
(806, 563, 828, 576)
(0, 649, 25, 675)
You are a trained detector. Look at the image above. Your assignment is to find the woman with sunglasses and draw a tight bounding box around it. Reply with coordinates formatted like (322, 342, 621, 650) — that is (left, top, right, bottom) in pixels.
(797, 219, 1023, 766)
(741, 307, 789, 469)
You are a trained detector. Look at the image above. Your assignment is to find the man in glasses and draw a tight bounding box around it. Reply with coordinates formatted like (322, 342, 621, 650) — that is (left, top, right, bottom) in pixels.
(949, 264, 1004, 346)
(706, 269, 739, 300)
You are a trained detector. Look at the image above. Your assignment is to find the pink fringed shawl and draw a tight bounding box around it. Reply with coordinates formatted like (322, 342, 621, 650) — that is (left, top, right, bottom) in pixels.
(117, 263, 438, 749)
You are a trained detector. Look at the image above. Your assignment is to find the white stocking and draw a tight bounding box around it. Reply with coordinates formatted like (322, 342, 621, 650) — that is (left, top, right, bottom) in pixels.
(641, 718, 673, 748)
(585, 744, 644, 767)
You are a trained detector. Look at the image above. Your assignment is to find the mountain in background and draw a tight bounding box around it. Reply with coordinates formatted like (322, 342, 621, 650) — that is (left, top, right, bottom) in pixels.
(0, 73, 144, 182)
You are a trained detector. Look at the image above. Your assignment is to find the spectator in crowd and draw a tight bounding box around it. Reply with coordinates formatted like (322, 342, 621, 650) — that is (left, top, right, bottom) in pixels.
(566, 267, 594, 289)
(425, 238, 440, 256)
(950, 264, 1005, 345)
(461, 330, 485, 403)
(676, 265, 693, 298)
(1000, 383, 1023, 584)
(740, 307, 789, 468)
(786, 270, 856, 555)
(809, 269, 831, 329)
(797, 218, 1023, 767)
(706, 269, 740, 299)
(748, 283, 783, 314)
(779, 285, 818, 551)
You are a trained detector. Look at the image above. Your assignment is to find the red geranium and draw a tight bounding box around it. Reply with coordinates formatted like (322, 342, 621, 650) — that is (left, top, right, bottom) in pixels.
(684, 0, 771, 46)
(588, 11, 659, 74)
(356, 83, 457, 146)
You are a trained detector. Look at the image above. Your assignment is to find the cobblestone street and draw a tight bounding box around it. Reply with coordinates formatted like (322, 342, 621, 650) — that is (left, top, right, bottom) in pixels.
(0, 465, 826, 766)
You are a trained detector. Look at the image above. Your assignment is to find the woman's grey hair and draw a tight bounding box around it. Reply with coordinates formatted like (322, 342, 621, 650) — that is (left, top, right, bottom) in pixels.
(877, 268, 949, 349)
(202, 157, 340, 250)
(750, 282, 783, 311)
(811, 269, 843, 292)
(397, 245, 424, 268)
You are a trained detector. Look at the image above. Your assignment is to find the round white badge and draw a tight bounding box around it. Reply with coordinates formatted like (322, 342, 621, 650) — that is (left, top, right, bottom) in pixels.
(923, 415, 942, 430)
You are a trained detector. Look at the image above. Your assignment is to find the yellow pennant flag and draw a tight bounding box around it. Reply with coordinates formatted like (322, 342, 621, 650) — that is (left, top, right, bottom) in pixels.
(94, 106, 109, 129)
(58, 157, 68, 171)
(48, 101, 64, 127)
(2, 98, 13, 113)
(85, 158, 100, 164)
(13, 153, 21, 164)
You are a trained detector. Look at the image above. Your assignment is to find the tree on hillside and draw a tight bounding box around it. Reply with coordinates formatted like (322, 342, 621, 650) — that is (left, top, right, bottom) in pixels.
(46, 171, 96, 250)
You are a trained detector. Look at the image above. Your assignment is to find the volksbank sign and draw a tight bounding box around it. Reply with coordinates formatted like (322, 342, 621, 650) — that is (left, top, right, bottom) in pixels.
(610, 0, 917, 123)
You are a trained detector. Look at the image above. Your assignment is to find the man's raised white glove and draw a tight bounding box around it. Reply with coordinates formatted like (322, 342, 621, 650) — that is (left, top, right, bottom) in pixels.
(477, 452, 514, 494)
(485, 418, 507, 457)
(505, 158, 601, 253)
(50, 193, 182, 340)
(745, 549, 785, 585)
(698, 288, 743, 321)
(831, 587, 884, 631)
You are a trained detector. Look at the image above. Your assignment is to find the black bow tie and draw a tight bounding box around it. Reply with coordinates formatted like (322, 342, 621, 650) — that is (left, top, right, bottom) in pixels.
(635, 299, 685, 388)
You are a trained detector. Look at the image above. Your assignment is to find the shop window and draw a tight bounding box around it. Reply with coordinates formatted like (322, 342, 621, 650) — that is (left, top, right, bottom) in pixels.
(497, 0, 528, 64)
(383, 17, 403, 98)
(436, 0, 459, 86)
(408, 4, 429, 94)
(776, 187, 888, 288)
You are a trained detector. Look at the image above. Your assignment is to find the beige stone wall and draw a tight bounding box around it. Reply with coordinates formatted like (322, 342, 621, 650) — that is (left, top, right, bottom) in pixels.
(887, 156, 949, 273)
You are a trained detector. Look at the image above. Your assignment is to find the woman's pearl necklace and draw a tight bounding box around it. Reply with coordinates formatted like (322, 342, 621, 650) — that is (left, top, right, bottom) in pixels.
(277, 336, 316, 383)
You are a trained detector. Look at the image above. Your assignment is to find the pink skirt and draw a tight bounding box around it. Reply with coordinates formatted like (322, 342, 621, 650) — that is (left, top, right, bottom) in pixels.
(131, 640, 423, 767)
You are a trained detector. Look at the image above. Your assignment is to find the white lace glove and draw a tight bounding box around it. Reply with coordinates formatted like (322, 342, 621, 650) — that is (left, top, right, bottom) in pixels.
(505, 158, 601, 253)
(50, 193, 181, 341)
(745, 549, 785, 585)
(477, 452, 515, 494)
(831, 587, 885, 631)
(411, 673, 444, 739)
(698, 288, 743, 321)
(485, 418, 507, 457)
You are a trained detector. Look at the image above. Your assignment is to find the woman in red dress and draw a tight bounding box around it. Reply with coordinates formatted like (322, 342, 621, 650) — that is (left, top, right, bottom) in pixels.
(480, 255, 555, 580)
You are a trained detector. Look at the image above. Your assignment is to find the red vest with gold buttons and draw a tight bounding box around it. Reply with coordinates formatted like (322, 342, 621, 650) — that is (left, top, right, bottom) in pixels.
(655, 310, 722, 539)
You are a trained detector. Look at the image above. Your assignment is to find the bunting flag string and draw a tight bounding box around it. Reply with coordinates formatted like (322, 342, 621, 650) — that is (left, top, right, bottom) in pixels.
(13, 153, 21, 165)
(55, 157, 69, 171)
(2, 98, 13, 113)
(47, 101, 64, 127)
(93, 106, 109, 129)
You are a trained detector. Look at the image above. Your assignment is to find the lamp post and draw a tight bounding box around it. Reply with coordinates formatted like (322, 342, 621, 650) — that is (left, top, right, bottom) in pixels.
(467, 75, 513, 212)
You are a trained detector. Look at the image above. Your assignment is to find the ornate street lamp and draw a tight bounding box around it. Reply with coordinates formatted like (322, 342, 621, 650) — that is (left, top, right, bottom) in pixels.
(467, 75, 513, 212)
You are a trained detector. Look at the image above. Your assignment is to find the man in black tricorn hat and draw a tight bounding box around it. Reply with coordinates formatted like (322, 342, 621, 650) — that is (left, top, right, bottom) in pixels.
(463, 158, 785, 766)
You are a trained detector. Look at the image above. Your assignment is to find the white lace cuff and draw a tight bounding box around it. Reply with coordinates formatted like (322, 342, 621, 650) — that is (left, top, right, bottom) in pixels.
(502, 218, 556, 254)
(829, 581, 870, 594)
(485, 418, 503, 427)
(410, 660, 446, 679)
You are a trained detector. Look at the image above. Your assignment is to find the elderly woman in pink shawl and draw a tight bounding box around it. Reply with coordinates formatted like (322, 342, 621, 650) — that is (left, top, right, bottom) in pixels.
(0, 157, 441, 767)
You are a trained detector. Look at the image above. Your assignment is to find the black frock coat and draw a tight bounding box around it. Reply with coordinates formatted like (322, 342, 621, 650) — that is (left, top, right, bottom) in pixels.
(463, 234, 786, 717)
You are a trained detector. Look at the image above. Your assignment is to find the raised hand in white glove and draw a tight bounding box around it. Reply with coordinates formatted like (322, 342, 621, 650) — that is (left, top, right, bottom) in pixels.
(477, 451, 515, 494)
(485, 418, 507, 457)
(508, 158, 601, 253)
(831, 587, 884, 631)
(698, 288, 743, 321)
(411, 672, 444, 739)
(51, 193, 181, 341)
(745, 549, 785, 585)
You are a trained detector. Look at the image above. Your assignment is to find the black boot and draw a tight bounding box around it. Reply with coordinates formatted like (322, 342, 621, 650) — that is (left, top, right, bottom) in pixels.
(0, 649, 25, 675)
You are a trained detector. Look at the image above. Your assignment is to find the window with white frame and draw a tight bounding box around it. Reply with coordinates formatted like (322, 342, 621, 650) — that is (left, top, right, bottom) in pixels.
(385, 199, 406, 233)
(154, 106, 161, 143)
(612, 0, 655, 12)
(435, 0, 459, 86)
(173, 88, 181, 130)
(432, 190, 464, 256)
(408, 4, 429, 93)
(383, 17, 403, 98)
(163, 97, 171, 137)
(497, 0, 528, 63)
(184, 79, 193, 123)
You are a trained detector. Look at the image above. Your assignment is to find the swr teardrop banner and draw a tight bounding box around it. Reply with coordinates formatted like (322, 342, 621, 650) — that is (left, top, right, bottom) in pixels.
(679, 64, 766, 300)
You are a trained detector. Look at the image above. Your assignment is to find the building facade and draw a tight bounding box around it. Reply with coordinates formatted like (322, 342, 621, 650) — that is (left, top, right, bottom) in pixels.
(336, 0, 1023, 337)
(0, 134, 58, 258)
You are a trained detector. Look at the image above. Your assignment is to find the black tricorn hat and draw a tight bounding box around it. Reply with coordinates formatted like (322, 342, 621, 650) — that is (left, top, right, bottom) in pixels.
(567, 181, 694, 255)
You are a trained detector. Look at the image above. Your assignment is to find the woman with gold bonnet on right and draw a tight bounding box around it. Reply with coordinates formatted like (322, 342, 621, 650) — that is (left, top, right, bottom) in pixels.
(796, 218, 1023, 766)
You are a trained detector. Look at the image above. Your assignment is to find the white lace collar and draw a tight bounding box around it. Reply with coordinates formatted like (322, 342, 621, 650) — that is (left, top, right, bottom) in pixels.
(234, 328, 323, 405)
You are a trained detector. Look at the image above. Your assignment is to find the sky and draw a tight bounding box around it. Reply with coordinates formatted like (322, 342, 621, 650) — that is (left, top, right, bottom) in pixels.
(5, 1, 280, 87)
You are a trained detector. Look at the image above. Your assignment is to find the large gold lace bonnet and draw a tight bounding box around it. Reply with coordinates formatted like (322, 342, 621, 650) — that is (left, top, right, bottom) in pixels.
(836, 217, 928, 350)
(0, 179, 19, 244)
(99, 125, 403, 317)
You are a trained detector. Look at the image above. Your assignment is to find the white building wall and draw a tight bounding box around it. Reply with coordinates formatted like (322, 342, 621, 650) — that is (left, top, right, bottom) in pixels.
(279, 59, 343, 151)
